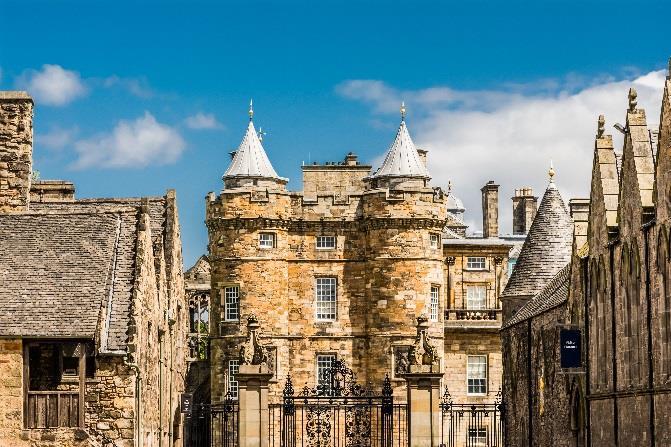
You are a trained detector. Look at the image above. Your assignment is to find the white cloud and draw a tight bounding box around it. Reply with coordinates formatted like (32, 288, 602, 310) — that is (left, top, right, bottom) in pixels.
(102, 75, 154, 98)
(185, 112, 223, 130)
(338, 70, 667, 234)
(72, 112, 186, 169)
(37, 126, 78, 150)
(16, 64, 87, 106)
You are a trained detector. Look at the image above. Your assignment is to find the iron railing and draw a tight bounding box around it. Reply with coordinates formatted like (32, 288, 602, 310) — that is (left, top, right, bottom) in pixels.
(439, 388, 505, 447)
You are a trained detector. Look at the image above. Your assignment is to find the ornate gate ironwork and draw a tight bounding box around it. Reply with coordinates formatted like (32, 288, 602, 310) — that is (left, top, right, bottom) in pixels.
(439, 388, 505, 447)
(184, 395, 238, 447)
(271, 360, 406, 447)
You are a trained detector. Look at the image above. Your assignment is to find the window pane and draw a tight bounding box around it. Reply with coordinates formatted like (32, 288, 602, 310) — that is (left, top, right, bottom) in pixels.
(430, 234, 440, 248)
(316, 235, 336, 249)
(224, 286, 239, 321)
(467, 355, 488, 395)
(467, 257, 486, 269)
(228, 360, 239, 399)
(466, 285, 486, 310)
(430, 286, 439, 321)
(316, 277, 337, 321)
(317, 354, 336, 394)
(259, 233, 275, 248)
(468, 428, 487, 446)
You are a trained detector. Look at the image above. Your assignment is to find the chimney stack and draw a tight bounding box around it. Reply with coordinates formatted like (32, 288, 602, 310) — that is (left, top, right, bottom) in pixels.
(512, 187, 538, 235)
(416, 148, 428, 168)
(481, 181, 499, 238)
(0, 91, 33, 213)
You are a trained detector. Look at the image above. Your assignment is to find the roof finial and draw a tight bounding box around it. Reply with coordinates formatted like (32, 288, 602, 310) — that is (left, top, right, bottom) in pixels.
(258, 126, 266, 142)
(249, 99, 254, 121)
(628, 88, 638, 111)
(597, 115, 605, 138)
(400, 101, 406, 121)
(548, 160, 556, 183)
(447, 180, 452, 192)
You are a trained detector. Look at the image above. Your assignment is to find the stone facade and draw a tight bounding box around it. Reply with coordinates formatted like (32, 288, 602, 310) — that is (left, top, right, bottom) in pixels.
(204, 111, 521, 409)
(501, 61, 671, 446)
(0, 91, 188, 447)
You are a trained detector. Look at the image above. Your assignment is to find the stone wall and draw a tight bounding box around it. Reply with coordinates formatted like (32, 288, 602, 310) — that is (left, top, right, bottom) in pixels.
(0, 92, 33, 213)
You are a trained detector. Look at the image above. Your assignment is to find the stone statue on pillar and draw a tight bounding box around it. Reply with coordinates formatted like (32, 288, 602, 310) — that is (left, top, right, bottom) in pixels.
(408, 315, 440, 373)
(239, 314, 269, 370)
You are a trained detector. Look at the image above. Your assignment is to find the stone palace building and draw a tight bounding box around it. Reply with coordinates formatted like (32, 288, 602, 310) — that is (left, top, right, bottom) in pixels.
(0, 91, 188, 447)
(501, 60, 671, 447)
(198, 101, 531, 410)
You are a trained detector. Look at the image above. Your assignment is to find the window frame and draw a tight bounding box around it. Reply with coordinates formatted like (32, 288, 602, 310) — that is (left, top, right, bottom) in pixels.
(430, 285, 440, 322)
(466, 256, 487, 270)
(223, 286, 240, 322)
(430, 233, 441, 249)
(316, 353, 337, 394)
(467, 427, 488, 447)
(316, 235, 337, 250)
(228, 359, 240, 399)
(315, 276, 337, 322)
(258, 232, 276, 249)
(466, 355, 488, 396)
(466, 285, 487, 310)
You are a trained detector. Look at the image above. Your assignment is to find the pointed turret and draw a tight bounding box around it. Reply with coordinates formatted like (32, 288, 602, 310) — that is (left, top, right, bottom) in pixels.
(223, 101, 288, 189)
(500, 166, 573, 322)
(367, 103, 430, 189)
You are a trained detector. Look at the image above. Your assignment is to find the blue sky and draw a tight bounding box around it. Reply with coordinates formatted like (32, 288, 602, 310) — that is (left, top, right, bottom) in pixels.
(1, 0, 669, 266)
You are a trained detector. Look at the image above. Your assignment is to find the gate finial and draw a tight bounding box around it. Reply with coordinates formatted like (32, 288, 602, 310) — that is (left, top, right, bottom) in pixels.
(239, 314, 268, 366)
(409, 315, 440, 371)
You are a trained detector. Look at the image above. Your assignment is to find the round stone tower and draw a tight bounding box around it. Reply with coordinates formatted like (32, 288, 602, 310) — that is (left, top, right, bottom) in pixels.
(206, 103, 291, 403)
(361, 105, 447, 389)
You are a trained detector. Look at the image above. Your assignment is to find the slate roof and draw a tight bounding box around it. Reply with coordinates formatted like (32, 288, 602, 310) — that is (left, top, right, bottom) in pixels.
(0, 211, 138, 350)
(501, 182, 573, 299)
(502, 263, 570, 329)
(223, 120, 286, 181)
(369, 120, 430, 179)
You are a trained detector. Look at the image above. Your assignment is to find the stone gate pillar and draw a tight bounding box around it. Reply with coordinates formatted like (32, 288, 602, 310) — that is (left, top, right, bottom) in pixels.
(404, 316, 442, 447)
(236, 315, 273, 447)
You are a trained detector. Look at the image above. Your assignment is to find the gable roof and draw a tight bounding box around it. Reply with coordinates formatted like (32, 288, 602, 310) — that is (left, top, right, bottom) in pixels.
(369, 120, 430, 179)
(0, 211, 138, 348)
(502, 263, 570, 329)
(501, 182, 573, 299)
(223, 120, 285, 181)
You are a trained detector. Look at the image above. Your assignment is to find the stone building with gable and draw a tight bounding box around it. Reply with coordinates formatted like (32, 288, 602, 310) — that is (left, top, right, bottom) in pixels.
(501, 60, 671, 447)
(0, 91, 188, 447)
(200, 100, 530, 419)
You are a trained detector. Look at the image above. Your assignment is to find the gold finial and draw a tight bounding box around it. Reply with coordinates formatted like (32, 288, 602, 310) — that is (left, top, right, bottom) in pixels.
(548, 160, 556, 182)
(597, 115, 605, 138)
(258, 126, 266, 142)
(628, 88, 637, 111)
(249, 99, 254, 121)
(400, 101, 406, 121)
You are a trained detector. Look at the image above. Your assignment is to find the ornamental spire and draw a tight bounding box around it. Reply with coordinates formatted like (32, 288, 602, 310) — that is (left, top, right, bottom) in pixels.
(548, 160, 556, 187)
(249, 99, 254, 121)
(400, 101, 406, 121)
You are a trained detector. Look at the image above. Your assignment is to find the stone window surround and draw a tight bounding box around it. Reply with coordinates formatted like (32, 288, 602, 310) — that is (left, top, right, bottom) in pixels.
(316, 235, 337, 250)
(467, 427, 488, 446)
(465, 256, 487, 271)
(258, 232, 276, 249)
(315, 276, 338, 322)
(466, 354, 488, 396)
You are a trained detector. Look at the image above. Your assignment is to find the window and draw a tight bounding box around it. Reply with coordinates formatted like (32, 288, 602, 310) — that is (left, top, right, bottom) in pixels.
(317, 354, 336, 394)
(259, 232, 275, 249)
(316, 235, 336, 249)
(467, 428, 487, 446)
(466, 285, 487, 310)
(316, 277, 337, 321)
(430, 286, 440, 322)
(508, 259, 517, 275)
(467, 355, 488, 395)
(228, 359, 239, 399)
(466, 256, 486, 270)
(430, 233, 440, 249)
(224, 286, 240, 321)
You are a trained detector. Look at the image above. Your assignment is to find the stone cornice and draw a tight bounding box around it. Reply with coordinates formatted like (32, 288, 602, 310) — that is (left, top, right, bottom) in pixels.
(206, 216, 448, 232)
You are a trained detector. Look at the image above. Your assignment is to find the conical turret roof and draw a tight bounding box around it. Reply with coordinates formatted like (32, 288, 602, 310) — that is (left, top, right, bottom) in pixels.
(370, 117, 430, 179)
(223, 116, 284, 182)
(501, 180, 573, 299)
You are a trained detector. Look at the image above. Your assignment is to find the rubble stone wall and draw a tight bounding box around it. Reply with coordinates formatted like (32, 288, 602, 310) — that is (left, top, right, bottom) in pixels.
(0, 93, 33, 213)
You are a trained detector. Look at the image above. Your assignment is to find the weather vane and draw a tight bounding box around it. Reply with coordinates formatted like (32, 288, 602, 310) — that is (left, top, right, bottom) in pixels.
(258, 126, 266, 142)
(249, 99, 254, 121)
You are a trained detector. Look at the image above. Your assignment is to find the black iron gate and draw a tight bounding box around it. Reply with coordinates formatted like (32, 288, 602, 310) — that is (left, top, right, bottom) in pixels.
(184, 396, 238, 447)
(439, 388, 505, 447)
(269, 360, 407, 447)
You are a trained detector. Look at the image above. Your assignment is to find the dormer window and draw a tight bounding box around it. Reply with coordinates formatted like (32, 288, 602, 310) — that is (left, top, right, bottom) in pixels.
(259, 232, 275, 249)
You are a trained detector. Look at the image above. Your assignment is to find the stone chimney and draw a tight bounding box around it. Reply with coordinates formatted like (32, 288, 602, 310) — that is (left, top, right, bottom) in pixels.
(569, 198, 590, 250)
(0, 92, 33, 213)
(416, 148, 428, 168)
(512, 187, 538, 235)
(481, 181, 499, 238)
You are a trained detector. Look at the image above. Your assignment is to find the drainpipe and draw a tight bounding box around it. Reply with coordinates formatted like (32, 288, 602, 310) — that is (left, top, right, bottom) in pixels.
(126, 360, 142, 447)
